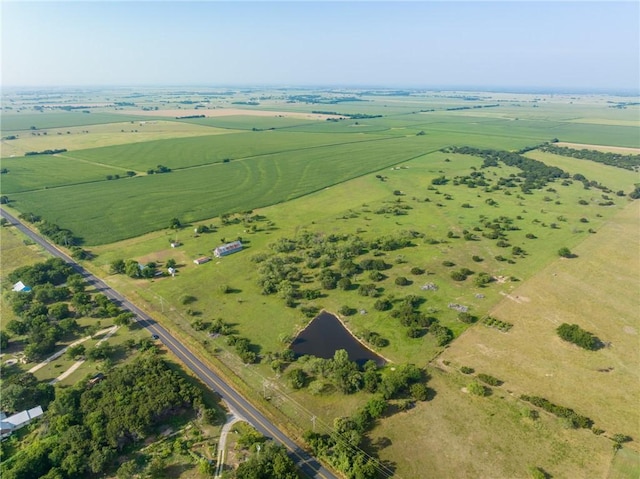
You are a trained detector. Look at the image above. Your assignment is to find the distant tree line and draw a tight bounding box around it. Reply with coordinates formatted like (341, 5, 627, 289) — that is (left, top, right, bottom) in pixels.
(540, 144, 640, 171)
(175, 114, 205, 119)
(445, 104, 499, 111)
(446, 146, 567, 193)
(25, 148, 67, 156)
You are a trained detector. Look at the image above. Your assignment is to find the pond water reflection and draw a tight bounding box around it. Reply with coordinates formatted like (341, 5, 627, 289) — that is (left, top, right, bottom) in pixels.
(290, 311, 386, 366)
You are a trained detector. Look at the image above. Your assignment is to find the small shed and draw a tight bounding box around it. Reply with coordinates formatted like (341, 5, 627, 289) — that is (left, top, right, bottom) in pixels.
(214, 240, 243, 258)
(12, 281, 31, 293)
(193, 256, 211, 265)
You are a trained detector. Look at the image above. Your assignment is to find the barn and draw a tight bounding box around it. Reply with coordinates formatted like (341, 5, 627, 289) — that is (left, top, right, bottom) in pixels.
(214, 240, 243, 258)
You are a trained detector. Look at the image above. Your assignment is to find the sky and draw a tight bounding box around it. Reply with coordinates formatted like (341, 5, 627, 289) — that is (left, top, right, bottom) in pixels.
(1, 1, 639, 92)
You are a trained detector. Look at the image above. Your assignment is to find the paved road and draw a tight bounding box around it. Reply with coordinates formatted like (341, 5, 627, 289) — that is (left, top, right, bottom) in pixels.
(1, 208, 338, 479)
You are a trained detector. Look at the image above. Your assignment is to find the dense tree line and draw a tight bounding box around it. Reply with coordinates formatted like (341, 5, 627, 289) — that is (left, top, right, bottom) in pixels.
(0, 354, 208, 479)
(18, 213, 83, 247)
(447, 146, 568, 192)
(520, 394, 593, 429)
(24, 149, 68, 156)
(540, 144, 640, 171)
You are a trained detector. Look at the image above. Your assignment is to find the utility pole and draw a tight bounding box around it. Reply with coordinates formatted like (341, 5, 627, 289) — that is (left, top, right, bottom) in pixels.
(311, 415, 317, 432)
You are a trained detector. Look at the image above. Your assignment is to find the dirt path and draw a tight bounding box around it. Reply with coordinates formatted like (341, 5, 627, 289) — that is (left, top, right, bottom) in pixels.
(215, 411, 244, 478)
(48, 326, 119, 385)
(28, 326, 117, 374)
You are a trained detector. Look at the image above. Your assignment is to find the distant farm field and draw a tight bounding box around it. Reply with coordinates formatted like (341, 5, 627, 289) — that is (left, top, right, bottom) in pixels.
(0, 120, 234, 157)
(7, 135, 437, 244)
(1, 111, 158, 133)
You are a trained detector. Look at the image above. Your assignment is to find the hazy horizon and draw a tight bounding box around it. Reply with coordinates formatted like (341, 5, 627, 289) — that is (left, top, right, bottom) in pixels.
(2, 1, 639, 93)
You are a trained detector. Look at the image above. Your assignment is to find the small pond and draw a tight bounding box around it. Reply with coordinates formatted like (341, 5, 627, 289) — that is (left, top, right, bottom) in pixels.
(290, 311, 386, 366)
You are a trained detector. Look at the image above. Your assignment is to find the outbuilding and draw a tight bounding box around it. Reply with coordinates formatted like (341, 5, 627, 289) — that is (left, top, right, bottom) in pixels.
(12, 281, 32, 293)
(214, 240, 243, 258)
(193, 256, 211, 265)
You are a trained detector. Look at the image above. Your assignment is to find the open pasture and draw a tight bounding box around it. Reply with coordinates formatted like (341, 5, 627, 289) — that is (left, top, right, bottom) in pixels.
(0, 120, 232, 158)
(525, 150, 639, 192)
(89, 149, 634, 361)
(439, 201, 640, 441)
(77, 135, 637, 478)
(372, 368, 615, 479)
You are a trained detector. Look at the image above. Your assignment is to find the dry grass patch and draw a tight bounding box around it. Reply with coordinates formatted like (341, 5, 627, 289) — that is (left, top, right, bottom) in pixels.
(556, 142, 640, 154)
(372, 368, 614, 478)
(439, 201, 640, 443)
(1, 120, 234, 157)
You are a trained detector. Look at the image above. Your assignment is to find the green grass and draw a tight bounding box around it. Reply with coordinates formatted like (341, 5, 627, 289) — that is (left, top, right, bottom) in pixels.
(525, 150, 640, 192)
(608, 448, 640, 479)
(177, 114, 321, 130)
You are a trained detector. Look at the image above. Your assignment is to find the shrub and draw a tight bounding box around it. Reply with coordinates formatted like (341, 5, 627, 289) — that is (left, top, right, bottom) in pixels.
(477, 373, 502, 386)
(558, 247, 573, 258)
(338, 305, 356, 316)
(460, 366, 474, 374)
(395, 276, 410, 286)
(442, 260, 455, 267)
(556, 323, 600, 350)
(450, 270, 467, 281)
(471, 255, 483, 262)
(467, 381, 488, 397)
(457, 312, 476, 324)
(374, 299, 392, 311)
(410, 267, 424, 275)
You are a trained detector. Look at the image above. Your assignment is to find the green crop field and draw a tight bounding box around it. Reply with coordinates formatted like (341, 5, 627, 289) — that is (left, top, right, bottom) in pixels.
(7, 135, 438, 244)
(58, 130, 396, 171)
(0, 111, 159, 133)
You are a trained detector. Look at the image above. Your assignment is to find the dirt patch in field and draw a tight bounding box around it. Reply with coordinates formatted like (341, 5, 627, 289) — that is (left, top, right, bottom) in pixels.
(556, 142, 640, 154)
(113, 108, 341, 120)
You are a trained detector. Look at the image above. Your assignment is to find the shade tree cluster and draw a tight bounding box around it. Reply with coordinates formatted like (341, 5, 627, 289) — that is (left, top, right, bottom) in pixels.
(0, 355, 211, 479)
(302, 363, 430, 478)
